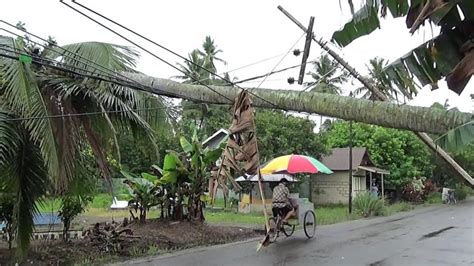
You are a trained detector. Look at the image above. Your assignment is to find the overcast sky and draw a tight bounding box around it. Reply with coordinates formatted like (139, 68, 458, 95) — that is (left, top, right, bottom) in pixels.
(1, 0, 472, 113)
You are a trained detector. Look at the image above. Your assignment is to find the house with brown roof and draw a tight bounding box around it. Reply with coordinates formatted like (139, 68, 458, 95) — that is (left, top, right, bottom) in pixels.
(312, 147, 389, 205)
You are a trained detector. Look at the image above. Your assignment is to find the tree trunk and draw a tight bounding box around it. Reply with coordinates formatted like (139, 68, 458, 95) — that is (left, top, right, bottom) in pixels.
(7, 224, 13, 250)
(125, 73, 473, 186)
(188, 195, 205, 222)
(124, 73, 472, 135)
(62, 219, 70, 242)
(140, 208, 146, 223)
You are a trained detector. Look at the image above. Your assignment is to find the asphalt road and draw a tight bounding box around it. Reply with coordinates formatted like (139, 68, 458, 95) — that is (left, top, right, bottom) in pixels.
(123, 199, 474, 266)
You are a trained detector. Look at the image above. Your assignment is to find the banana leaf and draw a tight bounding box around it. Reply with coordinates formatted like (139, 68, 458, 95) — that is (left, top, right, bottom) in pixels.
(436, 120, 474, 151)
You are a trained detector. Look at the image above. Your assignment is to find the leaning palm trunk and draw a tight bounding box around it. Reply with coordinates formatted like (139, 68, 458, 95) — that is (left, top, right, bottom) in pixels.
(126, 73, 473, 186)
(125, 73, 472, 135)
(302, 30, 474, 186)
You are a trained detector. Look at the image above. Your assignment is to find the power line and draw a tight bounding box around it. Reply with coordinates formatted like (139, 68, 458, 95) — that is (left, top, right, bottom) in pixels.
(196, 52, 287, 84)
(0, 47, 208, 108)
(233, 60, 316, 84)
(0, 106, 176, 122)
(60, 0, 234, 103)
(0, 24, 214, 106)
(66, 0, 279, 109)
(256, 33, 305, 88)
(0, 47, 155, 94)
(0, 22, 144, 91)
(0, 23, 172, 105)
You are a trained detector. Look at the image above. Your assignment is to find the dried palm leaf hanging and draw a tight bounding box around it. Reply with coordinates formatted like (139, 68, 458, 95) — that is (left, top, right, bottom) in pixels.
(210, 91, 260, 202)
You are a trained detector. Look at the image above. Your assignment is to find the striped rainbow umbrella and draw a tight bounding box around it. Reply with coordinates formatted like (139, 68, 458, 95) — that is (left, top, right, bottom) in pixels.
(260, 154, 333, 175)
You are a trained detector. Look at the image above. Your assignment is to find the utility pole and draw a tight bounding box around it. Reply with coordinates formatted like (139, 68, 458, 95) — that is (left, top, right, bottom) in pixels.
(349, 92, 353, 214)
(297, 16, 314, 85)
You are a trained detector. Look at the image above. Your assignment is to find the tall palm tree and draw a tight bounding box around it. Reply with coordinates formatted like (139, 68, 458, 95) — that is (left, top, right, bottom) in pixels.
(198, 36, 227, 74)
(306, 54, 348, 129)
(0, 34, 170, 255)
(175, 49, 210, 84)
(306, 54, 348, 94)
(175, 36, 230, 137)
(354, 57, 395, 100)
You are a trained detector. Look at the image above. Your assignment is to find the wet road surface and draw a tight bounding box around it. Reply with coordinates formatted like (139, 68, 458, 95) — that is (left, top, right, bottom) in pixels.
(122, 199, 474, 266)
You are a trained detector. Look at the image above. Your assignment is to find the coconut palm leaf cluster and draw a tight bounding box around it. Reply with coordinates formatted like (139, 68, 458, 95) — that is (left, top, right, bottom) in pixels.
(0, 30, 171, 255)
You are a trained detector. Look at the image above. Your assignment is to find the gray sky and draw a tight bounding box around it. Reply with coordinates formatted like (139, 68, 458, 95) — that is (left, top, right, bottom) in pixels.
(1, 0, 472, 112)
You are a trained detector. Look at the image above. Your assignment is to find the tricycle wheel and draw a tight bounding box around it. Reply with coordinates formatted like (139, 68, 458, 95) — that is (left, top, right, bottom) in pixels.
(282, 222, 295, 237)
(303, 210, 316, 239)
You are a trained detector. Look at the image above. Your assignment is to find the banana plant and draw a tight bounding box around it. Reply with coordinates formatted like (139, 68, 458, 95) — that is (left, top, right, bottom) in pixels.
(159, 131, 224, 221)
(121, 171, 162, 223)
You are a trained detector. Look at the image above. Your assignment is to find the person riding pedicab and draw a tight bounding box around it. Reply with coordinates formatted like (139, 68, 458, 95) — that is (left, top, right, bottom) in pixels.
(271, 178, 296, 224)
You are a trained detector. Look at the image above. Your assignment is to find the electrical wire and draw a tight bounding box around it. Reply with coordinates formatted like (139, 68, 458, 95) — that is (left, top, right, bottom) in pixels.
(0, 47, 210, 107)
(196, 52, 287, 84)
(256, 33, 305, 88)
(302, 65, 340, 92)
(66, 0, 279, 108)
(61, 1, 234, 103)
(0, 21, 148, 92)
(233, 60, 316, 85)
(0, 106, 177, 122)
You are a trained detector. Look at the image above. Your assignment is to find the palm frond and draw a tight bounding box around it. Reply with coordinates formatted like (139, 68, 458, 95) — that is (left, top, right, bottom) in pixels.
(51, 42, 139, 73)
(0, 116, 49, 258)
(0, 38, 60, 186)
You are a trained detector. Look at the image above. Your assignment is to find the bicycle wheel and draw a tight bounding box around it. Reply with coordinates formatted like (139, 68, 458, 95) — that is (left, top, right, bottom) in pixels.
(303, 210, 316, 239)
(282, 222, 296, 237)
(267, 217, 279, 243)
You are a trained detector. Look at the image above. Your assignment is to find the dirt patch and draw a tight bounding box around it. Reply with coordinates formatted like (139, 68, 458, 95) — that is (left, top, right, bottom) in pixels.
(0, 219, 263, 265)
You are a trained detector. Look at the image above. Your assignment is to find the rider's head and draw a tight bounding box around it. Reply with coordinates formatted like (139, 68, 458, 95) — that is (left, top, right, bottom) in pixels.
(280, 178, 289, 185)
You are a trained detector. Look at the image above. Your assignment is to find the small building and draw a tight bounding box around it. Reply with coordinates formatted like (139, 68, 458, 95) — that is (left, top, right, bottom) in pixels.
(312, 147, 389, 205)
(202, 128, 229, 149)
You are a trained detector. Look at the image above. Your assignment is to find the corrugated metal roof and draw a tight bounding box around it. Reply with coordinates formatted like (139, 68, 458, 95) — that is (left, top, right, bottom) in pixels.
(320, 147, 374, 171)
(202, 128, 229, 149)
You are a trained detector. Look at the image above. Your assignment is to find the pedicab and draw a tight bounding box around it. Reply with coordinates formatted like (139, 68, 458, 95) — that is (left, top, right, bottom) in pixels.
(258, 154, 333, 245)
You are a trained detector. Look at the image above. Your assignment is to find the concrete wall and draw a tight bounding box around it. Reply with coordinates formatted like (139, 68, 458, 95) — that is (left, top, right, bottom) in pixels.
(312, 171, 371, 204)
(312, 171, 350, 205)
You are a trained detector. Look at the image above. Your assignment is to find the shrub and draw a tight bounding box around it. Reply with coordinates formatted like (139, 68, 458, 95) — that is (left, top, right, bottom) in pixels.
(0, 193, 15, 249)
(455, 184, 472, 201)
(422, 180, 437, 196)
(425, 192, 442, 204)
(58, 195, 93, 241)
(353, 192, 384, 217)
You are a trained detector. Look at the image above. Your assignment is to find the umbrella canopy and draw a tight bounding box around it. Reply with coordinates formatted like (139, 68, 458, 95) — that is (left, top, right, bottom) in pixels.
(260, 154, 333, 175)
(235, 174, 297, 183)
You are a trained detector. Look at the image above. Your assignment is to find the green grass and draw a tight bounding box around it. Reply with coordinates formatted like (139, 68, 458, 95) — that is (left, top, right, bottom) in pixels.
(37, 193, 126, 213)
(425, 192, 443, 204)
(384, 201, 414, 215)
(205, 210, 265, 225)
(90, 193, 114, 209)
(204, 205, 360, 226)
(316, 205, 361, 225)
(37, 198, 61, 213)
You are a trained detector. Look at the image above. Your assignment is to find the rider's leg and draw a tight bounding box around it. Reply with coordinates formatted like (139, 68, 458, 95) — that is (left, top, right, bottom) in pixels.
(282, 208, 295, 223)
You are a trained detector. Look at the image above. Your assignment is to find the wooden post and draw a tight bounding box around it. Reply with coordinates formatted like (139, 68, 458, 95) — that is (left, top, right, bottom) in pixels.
(349, 120, 353, 214)
(369, 172, 373, 192)
(297, 16, 314, 85)
(257, 169, 270, 232)
(211, 154, 227, 207)
(381, 173, 385, 203)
